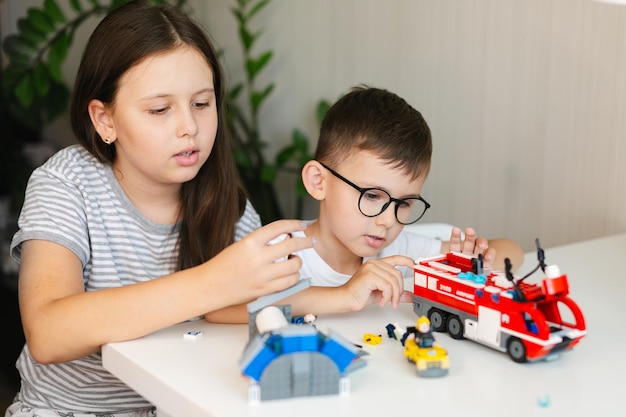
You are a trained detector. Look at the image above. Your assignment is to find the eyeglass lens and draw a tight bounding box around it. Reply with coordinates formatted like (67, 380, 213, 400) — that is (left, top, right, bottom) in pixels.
(358, 189, 427, 224)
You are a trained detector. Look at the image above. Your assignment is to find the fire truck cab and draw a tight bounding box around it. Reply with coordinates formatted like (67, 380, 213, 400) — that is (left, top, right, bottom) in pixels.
(411, 242, 586, 363)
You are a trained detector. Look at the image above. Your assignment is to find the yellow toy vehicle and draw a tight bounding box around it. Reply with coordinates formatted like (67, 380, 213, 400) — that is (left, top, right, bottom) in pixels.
(403, 338, 450, 377)
(400, 317, 449, 377)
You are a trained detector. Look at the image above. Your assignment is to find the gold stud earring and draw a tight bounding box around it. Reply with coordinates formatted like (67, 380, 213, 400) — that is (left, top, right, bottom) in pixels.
(104, 137, 111, 145)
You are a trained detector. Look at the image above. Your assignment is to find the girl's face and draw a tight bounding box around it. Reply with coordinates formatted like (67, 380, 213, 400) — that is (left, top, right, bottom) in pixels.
(108, 46, 218, 191)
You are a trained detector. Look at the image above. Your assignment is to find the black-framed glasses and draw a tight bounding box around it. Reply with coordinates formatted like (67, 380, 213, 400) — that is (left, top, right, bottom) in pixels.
(319, 162, 431, 225)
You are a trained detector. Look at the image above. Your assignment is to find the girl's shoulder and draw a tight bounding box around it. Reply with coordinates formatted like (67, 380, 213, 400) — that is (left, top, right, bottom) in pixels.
(34, 145, 108, 184)
(41, 144, 100, 170)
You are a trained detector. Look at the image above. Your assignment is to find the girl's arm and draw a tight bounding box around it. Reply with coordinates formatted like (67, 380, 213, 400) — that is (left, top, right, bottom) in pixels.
(19, 220, 314, 364)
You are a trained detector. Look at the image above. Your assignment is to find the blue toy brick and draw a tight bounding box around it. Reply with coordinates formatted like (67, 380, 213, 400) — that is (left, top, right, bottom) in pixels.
(280, 326, 319, 353)
(319, 330, 358, 373)
(240, 334, 278, 381)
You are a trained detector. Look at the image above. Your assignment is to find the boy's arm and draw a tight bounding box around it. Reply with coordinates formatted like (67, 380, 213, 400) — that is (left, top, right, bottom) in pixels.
(205, 255, 416, 321)
(202, 288, 355, 324)
(283, 255, 416, 316)
(203, 288, 359, 324)
(483, 238, 525, 271)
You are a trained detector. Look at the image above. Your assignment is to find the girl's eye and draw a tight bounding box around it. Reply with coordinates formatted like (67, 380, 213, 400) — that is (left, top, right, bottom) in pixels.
(193, 102, 210, 109)
(148, 107, 169, 115)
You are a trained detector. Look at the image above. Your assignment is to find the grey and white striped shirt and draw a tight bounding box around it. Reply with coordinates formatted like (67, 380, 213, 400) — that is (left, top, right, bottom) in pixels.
(9, 144, 260, 414)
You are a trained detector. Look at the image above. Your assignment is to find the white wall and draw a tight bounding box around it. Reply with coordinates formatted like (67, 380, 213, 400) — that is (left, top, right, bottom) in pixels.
(5, 0, 626, 252)
(203, 0, 626, 251)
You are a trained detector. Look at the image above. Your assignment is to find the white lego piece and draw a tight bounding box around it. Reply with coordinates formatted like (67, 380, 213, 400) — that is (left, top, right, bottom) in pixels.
(183, 330, 202, 341)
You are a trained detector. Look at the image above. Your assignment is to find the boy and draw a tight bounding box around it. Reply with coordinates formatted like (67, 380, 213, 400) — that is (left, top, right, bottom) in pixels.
(205, 86, 523, 323)
(282, 86, 523, 312)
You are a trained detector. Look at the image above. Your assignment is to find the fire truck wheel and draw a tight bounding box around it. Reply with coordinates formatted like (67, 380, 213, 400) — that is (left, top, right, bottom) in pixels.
(447, 315, 464, 339)
(506, 337, 528, 363)
(428, 309, 446, 332)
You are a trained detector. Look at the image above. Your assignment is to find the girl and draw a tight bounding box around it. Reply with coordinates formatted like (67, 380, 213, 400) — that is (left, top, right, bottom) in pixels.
(5, 1, 313, 416)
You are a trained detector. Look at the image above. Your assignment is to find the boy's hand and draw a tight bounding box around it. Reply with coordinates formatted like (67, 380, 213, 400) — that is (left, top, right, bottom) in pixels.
(342, 255, 415, 310)
(447, 227, 496, 270)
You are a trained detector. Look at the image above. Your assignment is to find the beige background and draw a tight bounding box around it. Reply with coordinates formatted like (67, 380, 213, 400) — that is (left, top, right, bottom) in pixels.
(4, 0, 625, 252)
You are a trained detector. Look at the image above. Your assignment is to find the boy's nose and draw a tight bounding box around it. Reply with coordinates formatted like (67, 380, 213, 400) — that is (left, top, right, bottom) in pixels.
(375, 203, 397, 227)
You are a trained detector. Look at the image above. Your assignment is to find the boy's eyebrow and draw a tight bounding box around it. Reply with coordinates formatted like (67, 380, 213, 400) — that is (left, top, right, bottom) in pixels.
(357, 181, 422, 200)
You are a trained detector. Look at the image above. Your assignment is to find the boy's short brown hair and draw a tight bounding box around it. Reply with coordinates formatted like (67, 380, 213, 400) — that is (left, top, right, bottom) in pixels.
(315, 85, 432, 181)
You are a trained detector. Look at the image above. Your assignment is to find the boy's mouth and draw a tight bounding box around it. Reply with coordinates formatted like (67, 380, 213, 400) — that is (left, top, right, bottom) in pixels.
(364, 234, 386, 249)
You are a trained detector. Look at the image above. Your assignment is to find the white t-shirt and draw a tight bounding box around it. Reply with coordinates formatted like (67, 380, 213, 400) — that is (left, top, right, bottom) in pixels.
(291, 222, 442, 287)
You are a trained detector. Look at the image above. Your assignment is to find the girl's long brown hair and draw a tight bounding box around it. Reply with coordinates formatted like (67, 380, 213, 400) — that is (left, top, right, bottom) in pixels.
(70, 0, 246, 270)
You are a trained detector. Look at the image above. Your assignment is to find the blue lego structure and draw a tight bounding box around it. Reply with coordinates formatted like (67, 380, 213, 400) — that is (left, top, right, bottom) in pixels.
(239, 279, 366, 401)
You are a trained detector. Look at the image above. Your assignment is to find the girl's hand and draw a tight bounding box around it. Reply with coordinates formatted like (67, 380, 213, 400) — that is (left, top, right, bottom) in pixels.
(207, 219, 315, 305)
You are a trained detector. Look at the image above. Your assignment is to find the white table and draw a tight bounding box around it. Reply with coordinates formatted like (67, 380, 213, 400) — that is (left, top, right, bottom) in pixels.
(102, 233, 626, 417)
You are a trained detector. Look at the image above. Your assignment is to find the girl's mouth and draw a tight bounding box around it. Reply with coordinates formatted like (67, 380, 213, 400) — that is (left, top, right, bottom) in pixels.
(173, 150, 199, 167)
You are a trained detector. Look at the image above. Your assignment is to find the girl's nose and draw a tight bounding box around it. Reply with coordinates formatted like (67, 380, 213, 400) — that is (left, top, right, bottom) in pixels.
(177, 108, 199, 138)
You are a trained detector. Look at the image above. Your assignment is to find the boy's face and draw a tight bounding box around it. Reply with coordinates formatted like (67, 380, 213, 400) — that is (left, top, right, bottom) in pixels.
(319, 150, 427, 259)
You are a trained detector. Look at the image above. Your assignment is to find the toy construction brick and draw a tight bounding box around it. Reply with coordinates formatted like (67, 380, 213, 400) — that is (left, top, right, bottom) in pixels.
(279, 325, 319, 353)
(344, 355, 368, 374)
(247, 305, 291, 341)
(258, 352, 341, 401)
(240, 333, 278, 381)
(542, 274, 569, 296)
(247, 279, 311, 314)
(319, 330, 359, 373)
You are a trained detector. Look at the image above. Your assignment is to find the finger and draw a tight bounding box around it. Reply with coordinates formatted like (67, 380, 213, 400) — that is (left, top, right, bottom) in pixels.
(473, 237, 489, 255)
(379, 255, 416, 270)
(462, 227, 477, 253)
(448, 227, 463, 252)
(399, 290, 414, 304)
(368, 260, 405, 308)
(481, 247, 496, 270)
(255, 219, 308, 245)
(265, 235, 315, 263)
(372, 258, 406, 290)
(263, 271, 301, 295)
(257, 257, 303, 290)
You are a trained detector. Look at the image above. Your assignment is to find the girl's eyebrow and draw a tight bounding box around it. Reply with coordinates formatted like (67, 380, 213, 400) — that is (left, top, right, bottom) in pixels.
(140, 87, 216, 101)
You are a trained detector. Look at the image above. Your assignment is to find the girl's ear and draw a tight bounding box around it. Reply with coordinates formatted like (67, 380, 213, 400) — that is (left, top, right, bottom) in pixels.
(88, 99, 116, 144)
(301, 160, 327, 201)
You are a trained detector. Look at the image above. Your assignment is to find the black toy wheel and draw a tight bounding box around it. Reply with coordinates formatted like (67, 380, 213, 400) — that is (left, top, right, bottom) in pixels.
(428, 309, 446, 332)
(447, 315, 464, 339)
(507, 337, 528, 363)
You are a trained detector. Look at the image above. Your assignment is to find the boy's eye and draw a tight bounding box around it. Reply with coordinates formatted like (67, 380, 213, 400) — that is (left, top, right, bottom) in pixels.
(397, 199, 412, 208)
(363, 189, 385, 202)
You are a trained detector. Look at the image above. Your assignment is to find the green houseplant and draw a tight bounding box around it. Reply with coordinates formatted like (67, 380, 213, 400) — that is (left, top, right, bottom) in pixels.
(1, 0, 327, 223)
(226, 0, 329, 223)
(0, 0, 190, 211)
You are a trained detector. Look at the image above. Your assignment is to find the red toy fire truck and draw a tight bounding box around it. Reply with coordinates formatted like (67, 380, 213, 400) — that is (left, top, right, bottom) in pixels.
(411, 239, 586, 363)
